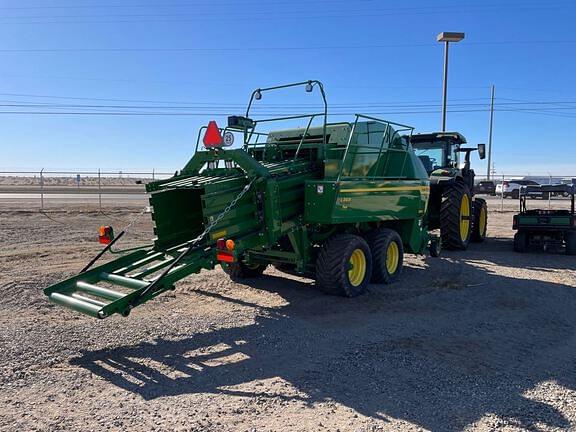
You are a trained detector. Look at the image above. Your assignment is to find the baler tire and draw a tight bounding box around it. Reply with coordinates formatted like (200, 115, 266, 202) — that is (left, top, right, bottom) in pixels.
(471, 198, 488, 243)
(440, 182, 472, 250)
(513, 231, 528, 253)
(365, 228, 403, 284)
(222, 261, 267, 279)
(316, 234, 372, 297)
(565, 231, 576, 255)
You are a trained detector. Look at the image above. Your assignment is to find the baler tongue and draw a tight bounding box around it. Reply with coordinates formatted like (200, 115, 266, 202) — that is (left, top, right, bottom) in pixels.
(45, 244, 211, 318)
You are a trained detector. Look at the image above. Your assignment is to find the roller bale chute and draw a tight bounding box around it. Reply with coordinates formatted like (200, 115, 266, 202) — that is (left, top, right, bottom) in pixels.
(44, 80, 439, 319)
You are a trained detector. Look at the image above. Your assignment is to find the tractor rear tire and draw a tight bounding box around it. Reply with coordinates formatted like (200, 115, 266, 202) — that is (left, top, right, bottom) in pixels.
(440, 182, 473, 250)
(471, 198, 488, 243)
(316, 234, 372, 297)
(365, 228, 403, 284)
(565, 231, 576, 255)
(513, 231, 528, 253)
(222, 261, 267, 279)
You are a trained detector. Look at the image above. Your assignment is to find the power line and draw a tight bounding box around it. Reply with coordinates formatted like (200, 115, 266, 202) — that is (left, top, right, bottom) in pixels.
(0, 92, 490, 106)
(0, 41, 574, 54)
(0, 4, 572, 25)
(1, 107, 575, 118)
(0, 0, 562, 11)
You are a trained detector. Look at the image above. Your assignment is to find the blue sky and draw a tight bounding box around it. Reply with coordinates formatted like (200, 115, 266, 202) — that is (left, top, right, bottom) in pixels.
(0, 0, 575, 176)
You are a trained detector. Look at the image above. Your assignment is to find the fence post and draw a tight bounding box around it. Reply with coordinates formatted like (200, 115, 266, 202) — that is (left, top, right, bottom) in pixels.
(548, 174, 552, 209)
(40, 168, 44, 211)
(500, 174, 504, 211)
(98, 168, 102, 212)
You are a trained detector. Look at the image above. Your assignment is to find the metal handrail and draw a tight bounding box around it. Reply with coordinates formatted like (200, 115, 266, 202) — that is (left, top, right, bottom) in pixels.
(293, 114, 317, 161)
(245, 80, 328, 147)
(336, 114, 415, 181)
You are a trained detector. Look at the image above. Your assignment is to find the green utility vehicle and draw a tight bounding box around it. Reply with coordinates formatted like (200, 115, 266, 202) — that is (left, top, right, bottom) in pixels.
(44, 80, 436, 319)
(513, 184, 576, 254)
(409, 132, 487, 250)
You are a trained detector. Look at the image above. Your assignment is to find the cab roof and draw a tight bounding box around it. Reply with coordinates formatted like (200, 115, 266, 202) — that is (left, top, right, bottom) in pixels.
(410, 132, 467, 144)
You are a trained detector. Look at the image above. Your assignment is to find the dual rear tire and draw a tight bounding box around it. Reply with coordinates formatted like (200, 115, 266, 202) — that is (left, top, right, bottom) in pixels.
(316, 229, 403, 297)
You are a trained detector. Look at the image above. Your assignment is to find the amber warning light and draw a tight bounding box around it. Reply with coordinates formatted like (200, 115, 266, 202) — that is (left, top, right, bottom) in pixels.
(99, 226, 114, 244)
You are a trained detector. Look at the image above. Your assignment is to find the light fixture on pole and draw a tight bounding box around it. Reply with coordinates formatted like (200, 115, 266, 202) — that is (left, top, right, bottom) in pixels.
(437, 32, 465, 131)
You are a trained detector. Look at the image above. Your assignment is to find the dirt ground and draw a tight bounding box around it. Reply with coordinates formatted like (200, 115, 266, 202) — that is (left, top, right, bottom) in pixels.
(1, 201, 576, 432)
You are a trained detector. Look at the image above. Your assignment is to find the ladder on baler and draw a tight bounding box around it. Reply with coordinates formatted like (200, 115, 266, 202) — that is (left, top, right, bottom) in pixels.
(44, 243, 212, 318)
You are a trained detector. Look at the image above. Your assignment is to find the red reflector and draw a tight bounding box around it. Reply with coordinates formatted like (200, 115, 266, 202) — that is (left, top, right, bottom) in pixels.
(203, 121, 223, 147)
(217, 251, 235, 263)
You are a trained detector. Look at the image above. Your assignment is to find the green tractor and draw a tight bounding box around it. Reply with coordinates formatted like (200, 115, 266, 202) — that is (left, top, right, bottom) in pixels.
(409, 132, 488, 250)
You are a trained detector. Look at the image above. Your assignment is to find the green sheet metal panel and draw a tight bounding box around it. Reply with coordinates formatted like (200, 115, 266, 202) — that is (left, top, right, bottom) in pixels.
(305, 179, 428, 224)
(517, 215, 572, 227)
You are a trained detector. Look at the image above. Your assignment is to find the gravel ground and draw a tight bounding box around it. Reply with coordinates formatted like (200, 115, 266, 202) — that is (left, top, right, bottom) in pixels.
(1, 202, 576, 432)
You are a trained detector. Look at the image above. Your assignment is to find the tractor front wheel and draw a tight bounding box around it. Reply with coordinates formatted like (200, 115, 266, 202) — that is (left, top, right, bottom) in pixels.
(440, 182, 473, 250)
(222, 261, 267, 279)
(316, 234, 372, 297)
(471, 198, 488, 243)
(365, 228, 404, 284)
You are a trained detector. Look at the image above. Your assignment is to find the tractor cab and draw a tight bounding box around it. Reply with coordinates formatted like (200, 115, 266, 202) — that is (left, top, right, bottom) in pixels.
(409, 132, 467, 174)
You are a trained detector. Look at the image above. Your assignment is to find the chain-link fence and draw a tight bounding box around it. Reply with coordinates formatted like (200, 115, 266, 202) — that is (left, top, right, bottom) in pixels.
(1, 170, 574, 213)
(473, 174, 576, 212)
(0, 169, 174, 211)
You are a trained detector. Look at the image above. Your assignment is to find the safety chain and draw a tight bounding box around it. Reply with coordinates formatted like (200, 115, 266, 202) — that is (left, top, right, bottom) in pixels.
(186, 177, 257, 248)
(122, 205, 149, 233)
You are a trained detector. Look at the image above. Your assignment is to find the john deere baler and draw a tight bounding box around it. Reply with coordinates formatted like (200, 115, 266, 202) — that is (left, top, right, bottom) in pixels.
(44, 80, 434, 319)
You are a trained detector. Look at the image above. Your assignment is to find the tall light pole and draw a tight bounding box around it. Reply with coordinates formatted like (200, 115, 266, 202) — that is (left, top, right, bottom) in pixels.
(437, 32, 465, 131)
(487, 84, 495, 180)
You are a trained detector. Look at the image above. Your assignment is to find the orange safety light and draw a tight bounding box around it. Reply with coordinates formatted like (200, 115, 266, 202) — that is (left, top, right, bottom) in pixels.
(225, 239, 235, 251)
(203, 121, 223, 147)
(98, 226, 114, 244)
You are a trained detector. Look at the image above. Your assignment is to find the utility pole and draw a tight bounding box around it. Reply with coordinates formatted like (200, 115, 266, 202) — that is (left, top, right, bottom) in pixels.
(487, 85, 495, 180)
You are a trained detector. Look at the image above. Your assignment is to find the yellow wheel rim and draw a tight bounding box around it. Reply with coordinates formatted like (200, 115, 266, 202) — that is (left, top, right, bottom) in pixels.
(386, 241, 399, 274)
(460, 194, 471, 242)
(479, 206, 487, 235)
(348, 248, 367, 287)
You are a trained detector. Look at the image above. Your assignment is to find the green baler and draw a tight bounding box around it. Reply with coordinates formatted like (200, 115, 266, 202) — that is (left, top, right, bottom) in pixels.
(44, 81, 435, 319)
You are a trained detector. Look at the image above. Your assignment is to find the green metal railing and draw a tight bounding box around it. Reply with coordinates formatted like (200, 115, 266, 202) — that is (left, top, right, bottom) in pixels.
(337, 114, 414, 181)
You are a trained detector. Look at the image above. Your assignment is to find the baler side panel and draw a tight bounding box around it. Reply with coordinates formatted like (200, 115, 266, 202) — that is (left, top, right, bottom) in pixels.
(304, 180, 428, 224)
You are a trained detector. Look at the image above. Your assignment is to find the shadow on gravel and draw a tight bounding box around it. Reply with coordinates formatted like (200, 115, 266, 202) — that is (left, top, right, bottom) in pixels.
(466, 236, 576, 270)
(71, 249, 576, 431)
